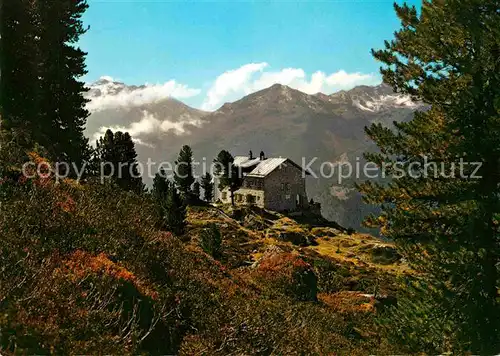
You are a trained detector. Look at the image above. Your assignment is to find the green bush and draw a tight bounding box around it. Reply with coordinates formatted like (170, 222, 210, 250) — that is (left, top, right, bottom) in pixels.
(199, 223, 222, 258)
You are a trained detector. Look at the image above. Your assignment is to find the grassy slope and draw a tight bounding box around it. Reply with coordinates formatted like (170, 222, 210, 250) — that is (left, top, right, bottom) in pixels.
(188, 204, 408, 275)
(187, 204, 409, 314)
(1, 173, 407, 354)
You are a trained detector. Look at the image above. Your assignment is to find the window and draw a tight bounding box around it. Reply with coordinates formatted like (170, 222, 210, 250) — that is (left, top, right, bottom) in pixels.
(221, 192, 227, 200)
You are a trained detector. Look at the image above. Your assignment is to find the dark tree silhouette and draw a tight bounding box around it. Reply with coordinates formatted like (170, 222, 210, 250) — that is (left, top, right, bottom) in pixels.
(94, 129, 143, 193)
(0, 0, 91, 170)
(200, 172, 214, 202)
(213, 150, 243, 206)
(358, 1, 500, 353)
(174, 145, 195, 201)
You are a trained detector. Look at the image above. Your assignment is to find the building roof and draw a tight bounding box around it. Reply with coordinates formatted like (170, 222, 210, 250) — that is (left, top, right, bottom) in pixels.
(233, 156, 310, 178)
(233, 156, 261, 168)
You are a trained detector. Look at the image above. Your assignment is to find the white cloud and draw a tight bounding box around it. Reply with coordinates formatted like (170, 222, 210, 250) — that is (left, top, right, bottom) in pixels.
(92, 111, 203, 146)
(202, 62, 269, 111)
(201, 64, 379, 111)
(86, 79, 201, 112)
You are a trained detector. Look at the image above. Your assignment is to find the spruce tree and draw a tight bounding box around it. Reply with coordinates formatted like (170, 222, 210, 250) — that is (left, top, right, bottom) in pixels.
(174, 145, 195, 200)
(358, 1, 500, 353)
(214, 150, 242, 206)
(94, 129, 143, 193)
(200, 172, 214, 202)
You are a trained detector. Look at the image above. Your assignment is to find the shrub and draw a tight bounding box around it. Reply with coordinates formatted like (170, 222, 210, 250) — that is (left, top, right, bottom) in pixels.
(254, 252, 317, 301)
(370, 246, 401, 265)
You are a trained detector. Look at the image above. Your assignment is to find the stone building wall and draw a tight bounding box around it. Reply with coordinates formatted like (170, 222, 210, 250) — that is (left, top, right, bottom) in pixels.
(263, 162, 308, 212)
(218, 187, 265, 208)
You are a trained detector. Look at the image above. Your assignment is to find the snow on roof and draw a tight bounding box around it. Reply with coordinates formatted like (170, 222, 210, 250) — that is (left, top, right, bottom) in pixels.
(233, 156, 308, 178)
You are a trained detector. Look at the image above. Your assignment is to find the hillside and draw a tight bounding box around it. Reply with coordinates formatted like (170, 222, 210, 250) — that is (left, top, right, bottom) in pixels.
(85, 81, 422, 231)
(188, 204, 409, 293)
(0, 168, 409, 354)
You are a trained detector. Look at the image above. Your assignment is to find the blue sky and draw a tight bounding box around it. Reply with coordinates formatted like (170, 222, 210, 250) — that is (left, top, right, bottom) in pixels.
(81, 0, 420, 110)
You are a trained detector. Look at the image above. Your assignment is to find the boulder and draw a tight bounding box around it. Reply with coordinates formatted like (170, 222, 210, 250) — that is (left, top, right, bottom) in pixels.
(370, 245, 401, 265)
(311, 227, 342, 238)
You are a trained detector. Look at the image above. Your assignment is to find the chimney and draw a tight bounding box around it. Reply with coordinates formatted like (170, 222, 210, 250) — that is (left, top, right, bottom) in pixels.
(259, 151, 265, 160)
(249, 150, 253, 159)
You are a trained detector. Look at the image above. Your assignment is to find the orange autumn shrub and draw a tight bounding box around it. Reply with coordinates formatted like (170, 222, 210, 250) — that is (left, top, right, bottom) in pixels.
(64, 250, 136, 282)
(59, 250, 159, 300)
(254, 252, 318, 301)
(0, 179, 182, 354)
(1, 251, 165, 355)
(318, 291, 377, 315)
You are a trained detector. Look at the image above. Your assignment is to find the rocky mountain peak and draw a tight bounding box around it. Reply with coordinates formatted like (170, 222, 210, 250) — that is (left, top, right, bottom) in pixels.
(327, 82, 421, 113)
(86, 77, 128, 98)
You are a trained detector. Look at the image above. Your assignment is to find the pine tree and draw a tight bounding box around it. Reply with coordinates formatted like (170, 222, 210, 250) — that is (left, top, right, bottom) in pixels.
(163, 187, 186, 235)
(358, 1, 500, 353)
(151, 168, 185, 234)
(1, 0, 42, 147)
(37, 0, 90, 168)
(200, 172, 214, 202)
(214, 150, 243, 206)
(174, 145, 195, 200)
(152, 169, 171, 202)
(192, 181, 201, 201)
(0, 0, 90, 169)
(151, 170, 171, 228)
(200, 223, 222, 259)
(94, 129, 143, 193)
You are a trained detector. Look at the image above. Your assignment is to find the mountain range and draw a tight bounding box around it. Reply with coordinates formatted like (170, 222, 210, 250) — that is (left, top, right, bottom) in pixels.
(85, 78, 422, 230)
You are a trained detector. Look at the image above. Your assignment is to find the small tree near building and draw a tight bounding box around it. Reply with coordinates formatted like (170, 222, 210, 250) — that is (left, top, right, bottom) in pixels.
(174, 145, 195, 201)
(214, 150, 243, 206)
(200, 172, 214, 202)
(192, 181, 201, 201)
